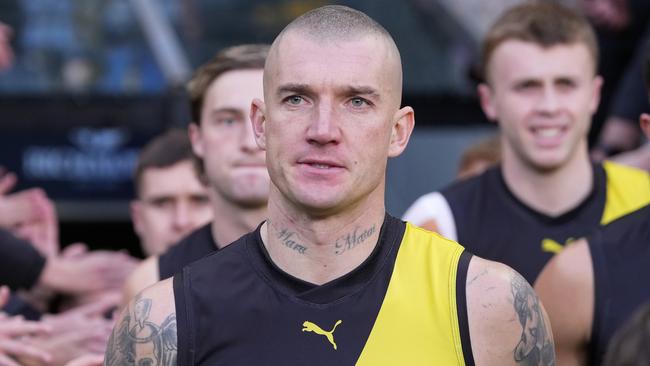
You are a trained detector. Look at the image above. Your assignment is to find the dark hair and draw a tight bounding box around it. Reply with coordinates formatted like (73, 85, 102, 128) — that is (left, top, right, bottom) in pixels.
(187, 44, 269, 124)
(134, 129, 196, 196)
(482, 1, 598, 82)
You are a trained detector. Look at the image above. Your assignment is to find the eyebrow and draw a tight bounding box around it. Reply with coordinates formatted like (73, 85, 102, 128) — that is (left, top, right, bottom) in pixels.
(276, 83, 314, 98)
(276, 83, 380, 100)
(209, 107, 245, 116)
(342, 86, 380, 100)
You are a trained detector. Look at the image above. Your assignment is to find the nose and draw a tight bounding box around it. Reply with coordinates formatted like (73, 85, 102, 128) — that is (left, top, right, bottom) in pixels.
(536, 86, 561, 116)
(306, 100, 341, 145)
(171, 201, 192, 232)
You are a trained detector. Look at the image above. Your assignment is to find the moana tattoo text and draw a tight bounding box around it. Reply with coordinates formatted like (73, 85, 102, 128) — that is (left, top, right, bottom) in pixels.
(335, 225, 376, 255)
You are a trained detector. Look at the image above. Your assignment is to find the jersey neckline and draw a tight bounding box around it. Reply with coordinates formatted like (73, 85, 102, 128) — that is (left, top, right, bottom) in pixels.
(494, 163, 605, 225)
(244, 213, 405, 305)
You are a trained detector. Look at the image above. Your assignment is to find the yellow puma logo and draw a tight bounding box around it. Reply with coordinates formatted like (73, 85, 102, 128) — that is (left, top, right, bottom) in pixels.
(541, 237, 575, 254)
(302, 320, 342, 350)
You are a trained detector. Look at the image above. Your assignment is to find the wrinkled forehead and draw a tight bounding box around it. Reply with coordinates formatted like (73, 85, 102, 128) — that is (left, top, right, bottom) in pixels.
(264, 30, 402, 100)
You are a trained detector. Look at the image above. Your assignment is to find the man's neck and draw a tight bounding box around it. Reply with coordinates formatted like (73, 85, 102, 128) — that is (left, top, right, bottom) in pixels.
(501, 148, 593, 217)
(261, 189, 386, 285)
(209, 192, 267, 249)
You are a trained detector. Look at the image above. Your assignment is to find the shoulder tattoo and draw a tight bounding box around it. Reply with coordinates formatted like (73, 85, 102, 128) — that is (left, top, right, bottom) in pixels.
(511, 274, 555, 365)
(105, 298, 177, 366)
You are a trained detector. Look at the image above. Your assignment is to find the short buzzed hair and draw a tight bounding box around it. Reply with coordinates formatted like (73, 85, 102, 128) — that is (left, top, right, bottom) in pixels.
(267, 5, 403, 100)
(134, 129, 197, 197)
(187, 44, 269, 124)
(277, 5, 392, 43)
(482, 1, 598, 82)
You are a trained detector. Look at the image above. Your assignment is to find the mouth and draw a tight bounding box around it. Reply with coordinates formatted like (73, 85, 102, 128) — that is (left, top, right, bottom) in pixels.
(298, 159, 344, 170)
(529, 124, 568, 147)
(530, 125, 565, 138)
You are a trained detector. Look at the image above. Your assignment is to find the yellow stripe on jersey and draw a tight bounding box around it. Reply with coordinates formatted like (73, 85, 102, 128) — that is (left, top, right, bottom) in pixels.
(601, 161, 650, 225)
(356, 223, 467, 365)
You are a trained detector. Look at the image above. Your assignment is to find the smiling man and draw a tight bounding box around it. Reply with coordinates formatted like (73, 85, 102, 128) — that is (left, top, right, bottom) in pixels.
(404, 1, 650, 284)
(106, 5, 555, 365)
(535, 47, 650, 365)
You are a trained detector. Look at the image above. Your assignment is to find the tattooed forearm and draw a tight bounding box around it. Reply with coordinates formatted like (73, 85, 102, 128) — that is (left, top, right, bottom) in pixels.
(104, 298, 177, 366)
(334, 225, 376, 255)
(277, 228, 308, 254)
(511, 274, 555, 366)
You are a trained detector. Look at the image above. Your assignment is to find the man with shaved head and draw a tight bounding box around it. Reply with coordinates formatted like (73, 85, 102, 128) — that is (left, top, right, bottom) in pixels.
(105, 6, 555, 365)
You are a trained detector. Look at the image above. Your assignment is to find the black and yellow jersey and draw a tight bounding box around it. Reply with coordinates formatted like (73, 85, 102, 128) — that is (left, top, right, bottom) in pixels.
(173, 214, 474, 365)
(404, 161, 650, 284)
(158, 223, 217, 280)
(589, 204, 650, 365)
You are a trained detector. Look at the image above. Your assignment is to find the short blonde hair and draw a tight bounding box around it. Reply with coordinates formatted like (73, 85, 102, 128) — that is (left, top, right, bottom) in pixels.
(187, 44, 269, 124)
(481, 1, 598, 83)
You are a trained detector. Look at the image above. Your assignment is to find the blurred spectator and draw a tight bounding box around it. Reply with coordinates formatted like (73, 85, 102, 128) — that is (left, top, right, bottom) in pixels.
(403, 1, 650, 286)
(535, 28, 650, 366)
(579, 0, 650, 150)
(130, 128, 212, 257)
(122, 44, 269, 305)
(99, 0, 178, 92)
(593, 24, 650, 160)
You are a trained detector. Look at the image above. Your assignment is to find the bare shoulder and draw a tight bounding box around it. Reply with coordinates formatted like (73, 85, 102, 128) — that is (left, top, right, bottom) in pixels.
(535, 238, 592, 295)
(535, 239, 593, 366)
(105, 278, 177, 366)
(466, 256, 555, 366)
(122, 256, 160, 307)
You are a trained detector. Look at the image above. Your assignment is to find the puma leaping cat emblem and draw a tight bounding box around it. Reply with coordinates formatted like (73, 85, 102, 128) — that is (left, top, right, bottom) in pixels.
(302, 320, 343, 350)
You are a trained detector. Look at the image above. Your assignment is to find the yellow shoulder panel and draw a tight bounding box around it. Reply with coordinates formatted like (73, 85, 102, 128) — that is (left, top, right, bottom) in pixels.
(356, 223, 467, 365)
(601, 161, 650, 225)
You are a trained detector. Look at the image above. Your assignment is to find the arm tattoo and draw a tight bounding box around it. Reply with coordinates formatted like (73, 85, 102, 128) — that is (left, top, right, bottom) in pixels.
(334, 225, 376, 255)
(511, 274, 555, 366)
(105, 298, 178, 366)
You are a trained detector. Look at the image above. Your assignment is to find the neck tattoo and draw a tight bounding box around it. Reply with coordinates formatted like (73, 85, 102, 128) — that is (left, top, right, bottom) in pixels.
(334, 225, 377, 255)
(276, 228, 308, 255)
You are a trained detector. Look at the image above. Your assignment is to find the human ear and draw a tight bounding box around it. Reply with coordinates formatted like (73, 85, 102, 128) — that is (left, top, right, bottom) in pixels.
(478, 83, 498, 123)
(250, 98, 267, 150)
(388, 106, 415, 158)
(640, 113, 650, 139)
(188, 122, 205, 158)
(130, 201, 144, 237)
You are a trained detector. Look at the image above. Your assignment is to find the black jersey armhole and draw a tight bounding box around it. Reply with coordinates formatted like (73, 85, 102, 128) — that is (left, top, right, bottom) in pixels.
(587, 232, 608, 365)
(456, 250, 475, 366)
(174, 269, 195, 366)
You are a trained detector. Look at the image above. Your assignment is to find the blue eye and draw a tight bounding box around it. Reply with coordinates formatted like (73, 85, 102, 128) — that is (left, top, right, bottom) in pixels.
(350, 98, 367, 107)
(287, 96, 303, 105)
